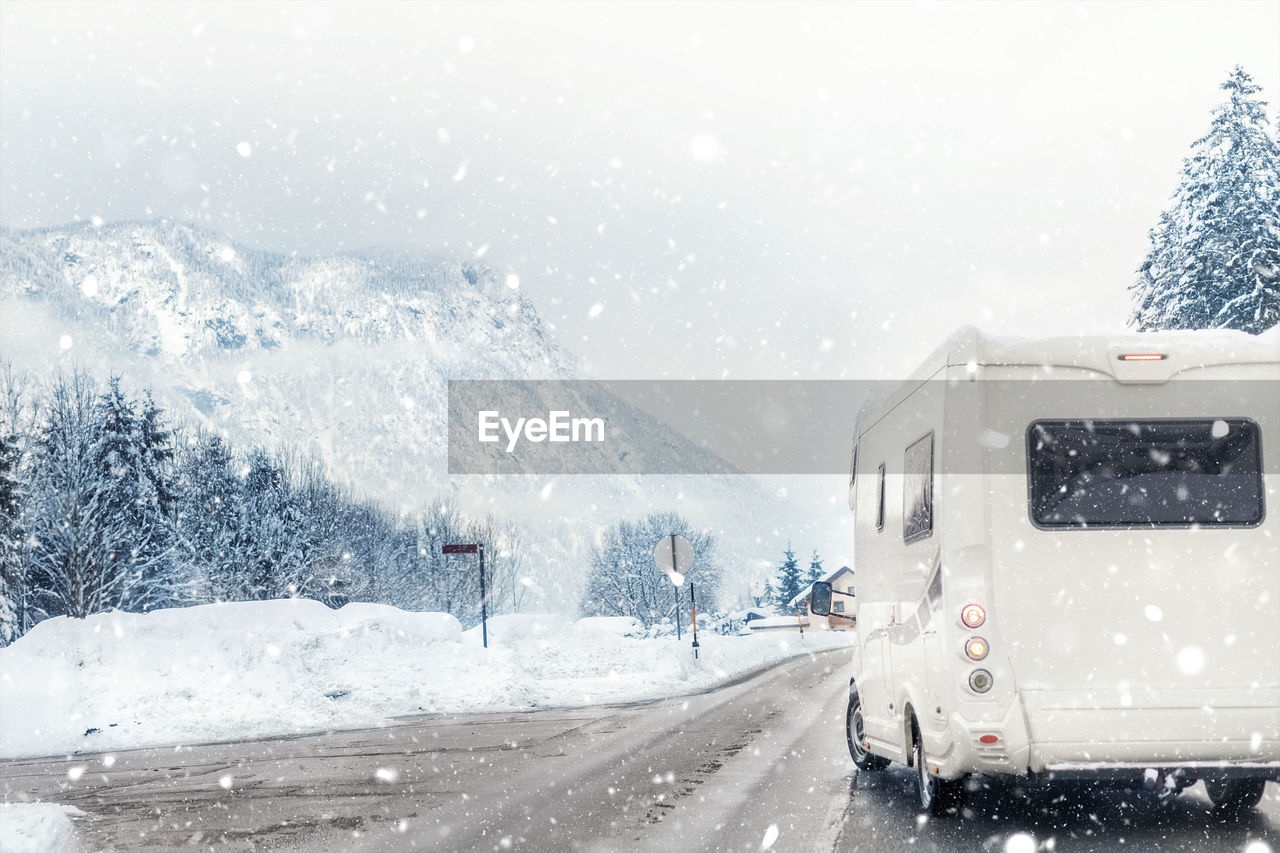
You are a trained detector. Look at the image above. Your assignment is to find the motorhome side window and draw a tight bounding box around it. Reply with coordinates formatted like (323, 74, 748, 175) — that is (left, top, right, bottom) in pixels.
(902, 433, 933, 543)
(849, 445, 858, 517)
(1027, 418, 1265, 527)
(875, 463, 886, 532)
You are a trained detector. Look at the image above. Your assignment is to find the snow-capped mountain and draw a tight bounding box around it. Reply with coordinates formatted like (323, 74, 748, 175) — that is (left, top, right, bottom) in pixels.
(0, 221, 831, 608)
(1, 219, 573, 372)
(1, 221, 571, 496)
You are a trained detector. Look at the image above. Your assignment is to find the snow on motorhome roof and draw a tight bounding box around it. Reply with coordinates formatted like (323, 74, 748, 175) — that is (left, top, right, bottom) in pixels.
(857, 325, 1278, 434)
(924, 325, 1278, 375)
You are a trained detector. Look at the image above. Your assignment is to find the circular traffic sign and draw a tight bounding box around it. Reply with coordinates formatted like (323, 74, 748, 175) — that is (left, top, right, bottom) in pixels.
(653, 534, 694, 586)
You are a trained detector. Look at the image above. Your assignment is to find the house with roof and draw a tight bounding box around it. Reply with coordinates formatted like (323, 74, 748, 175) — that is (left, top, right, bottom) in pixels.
(789, 565, 856, 631)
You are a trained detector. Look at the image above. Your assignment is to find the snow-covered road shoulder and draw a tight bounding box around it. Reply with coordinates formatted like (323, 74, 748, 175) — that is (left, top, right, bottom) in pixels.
(0, 600, 854, 759)
(0, 803, 82, 853)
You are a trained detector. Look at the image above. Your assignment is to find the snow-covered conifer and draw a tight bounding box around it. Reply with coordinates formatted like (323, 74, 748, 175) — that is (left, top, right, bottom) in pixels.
(1130, 67, 1280, 333)
(771, 544, 804, 613)
(805, 549, 825, 587)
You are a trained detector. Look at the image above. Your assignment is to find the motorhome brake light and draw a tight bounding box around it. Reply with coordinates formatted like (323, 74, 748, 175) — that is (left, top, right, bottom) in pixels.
(965, 637, 989, 660)
(961, 604, 985, 629)
(1118, 353, 1166, 361)
(979, 735, 999, 744)
(969, 669, 993, 693)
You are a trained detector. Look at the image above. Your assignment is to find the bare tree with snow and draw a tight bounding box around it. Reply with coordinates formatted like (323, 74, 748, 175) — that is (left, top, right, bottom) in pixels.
(579, 511, 721, 627)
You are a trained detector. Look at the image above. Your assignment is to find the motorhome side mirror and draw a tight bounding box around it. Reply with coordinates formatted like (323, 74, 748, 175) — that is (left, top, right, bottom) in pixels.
(810, 581, 833, 616)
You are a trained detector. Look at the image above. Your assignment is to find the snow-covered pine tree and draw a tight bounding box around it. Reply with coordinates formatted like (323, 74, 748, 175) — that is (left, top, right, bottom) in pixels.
(24, 372, 133, 619)
(237, 449, 296, 600)
(0, 364, 32, 643)
(754, 579, 774, 610)
(176, 433, 244, 602)
(138, 391, 177, 520)
(1130, 66, 1280, 334)
(0, 430, 22, 643)
(805, 549, 825, 586)
(772, 544, 804, 613)
(91, 378, 176, 612)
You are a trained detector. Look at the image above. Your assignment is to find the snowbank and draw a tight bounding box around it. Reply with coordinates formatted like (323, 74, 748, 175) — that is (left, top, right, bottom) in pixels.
(0, 600, 853, 759)
(0, 803, 82, 853)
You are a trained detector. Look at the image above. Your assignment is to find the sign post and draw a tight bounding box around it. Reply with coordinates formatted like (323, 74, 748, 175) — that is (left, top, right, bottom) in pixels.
(443, 543, 487, 648)
(690, 581, 699, 659)
(653, 533, 694, 645)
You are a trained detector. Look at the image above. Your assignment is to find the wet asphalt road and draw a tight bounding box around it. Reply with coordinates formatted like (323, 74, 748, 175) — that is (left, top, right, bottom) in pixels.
(2, 648, 1276, 852)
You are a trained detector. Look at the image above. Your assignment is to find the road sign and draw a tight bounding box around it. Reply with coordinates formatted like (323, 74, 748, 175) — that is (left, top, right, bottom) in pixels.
(442, 544, 479, 554)
(654, 533, 694, 642)
(653, 534, 693, 585)
(443, 543, 487, 647)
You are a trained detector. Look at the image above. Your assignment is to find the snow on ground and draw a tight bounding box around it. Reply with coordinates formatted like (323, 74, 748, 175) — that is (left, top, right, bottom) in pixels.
(0, 803, 82, 853)
(0, 600, 854, 759)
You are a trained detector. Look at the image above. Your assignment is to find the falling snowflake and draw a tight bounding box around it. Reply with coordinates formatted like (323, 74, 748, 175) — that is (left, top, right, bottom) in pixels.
(690, 133, 721, 162)
(1005, 832, 1037, 853)
(1176, 646, 1206, 675)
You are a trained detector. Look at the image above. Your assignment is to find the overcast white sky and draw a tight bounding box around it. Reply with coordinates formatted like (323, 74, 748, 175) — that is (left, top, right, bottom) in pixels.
(2, 1, 1278, 379)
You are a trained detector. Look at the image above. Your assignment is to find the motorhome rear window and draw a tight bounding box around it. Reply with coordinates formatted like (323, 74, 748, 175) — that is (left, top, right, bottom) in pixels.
(1027, 418, 1264, 528)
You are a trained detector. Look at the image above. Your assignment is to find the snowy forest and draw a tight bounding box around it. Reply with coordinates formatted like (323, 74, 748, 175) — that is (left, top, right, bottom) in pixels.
(0, 367, 527, 644)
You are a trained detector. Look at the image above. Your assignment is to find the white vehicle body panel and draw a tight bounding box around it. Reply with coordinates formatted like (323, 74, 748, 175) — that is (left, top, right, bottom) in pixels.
(848, 326, 1280, 782)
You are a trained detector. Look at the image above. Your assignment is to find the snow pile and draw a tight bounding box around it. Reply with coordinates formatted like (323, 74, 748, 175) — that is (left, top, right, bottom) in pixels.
(0, 600, 854, 759)
(0, 803, 82, 853)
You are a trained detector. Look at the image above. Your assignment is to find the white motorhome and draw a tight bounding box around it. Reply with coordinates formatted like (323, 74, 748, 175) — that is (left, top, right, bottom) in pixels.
(810, 326, 1279, 815)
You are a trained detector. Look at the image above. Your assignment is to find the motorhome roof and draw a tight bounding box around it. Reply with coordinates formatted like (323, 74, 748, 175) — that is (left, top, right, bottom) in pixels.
(925, 324, 1277, 374)
(856, 325, 1279, 436)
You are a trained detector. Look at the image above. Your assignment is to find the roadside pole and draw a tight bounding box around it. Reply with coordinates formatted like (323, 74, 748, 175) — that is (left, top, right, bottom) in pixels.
(654, 533, 694, 645)
(443, 543, 487, 649)
(479, 545, 488, 649)
(671, 534, 681, 641)
(690, 581, 699, 659)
